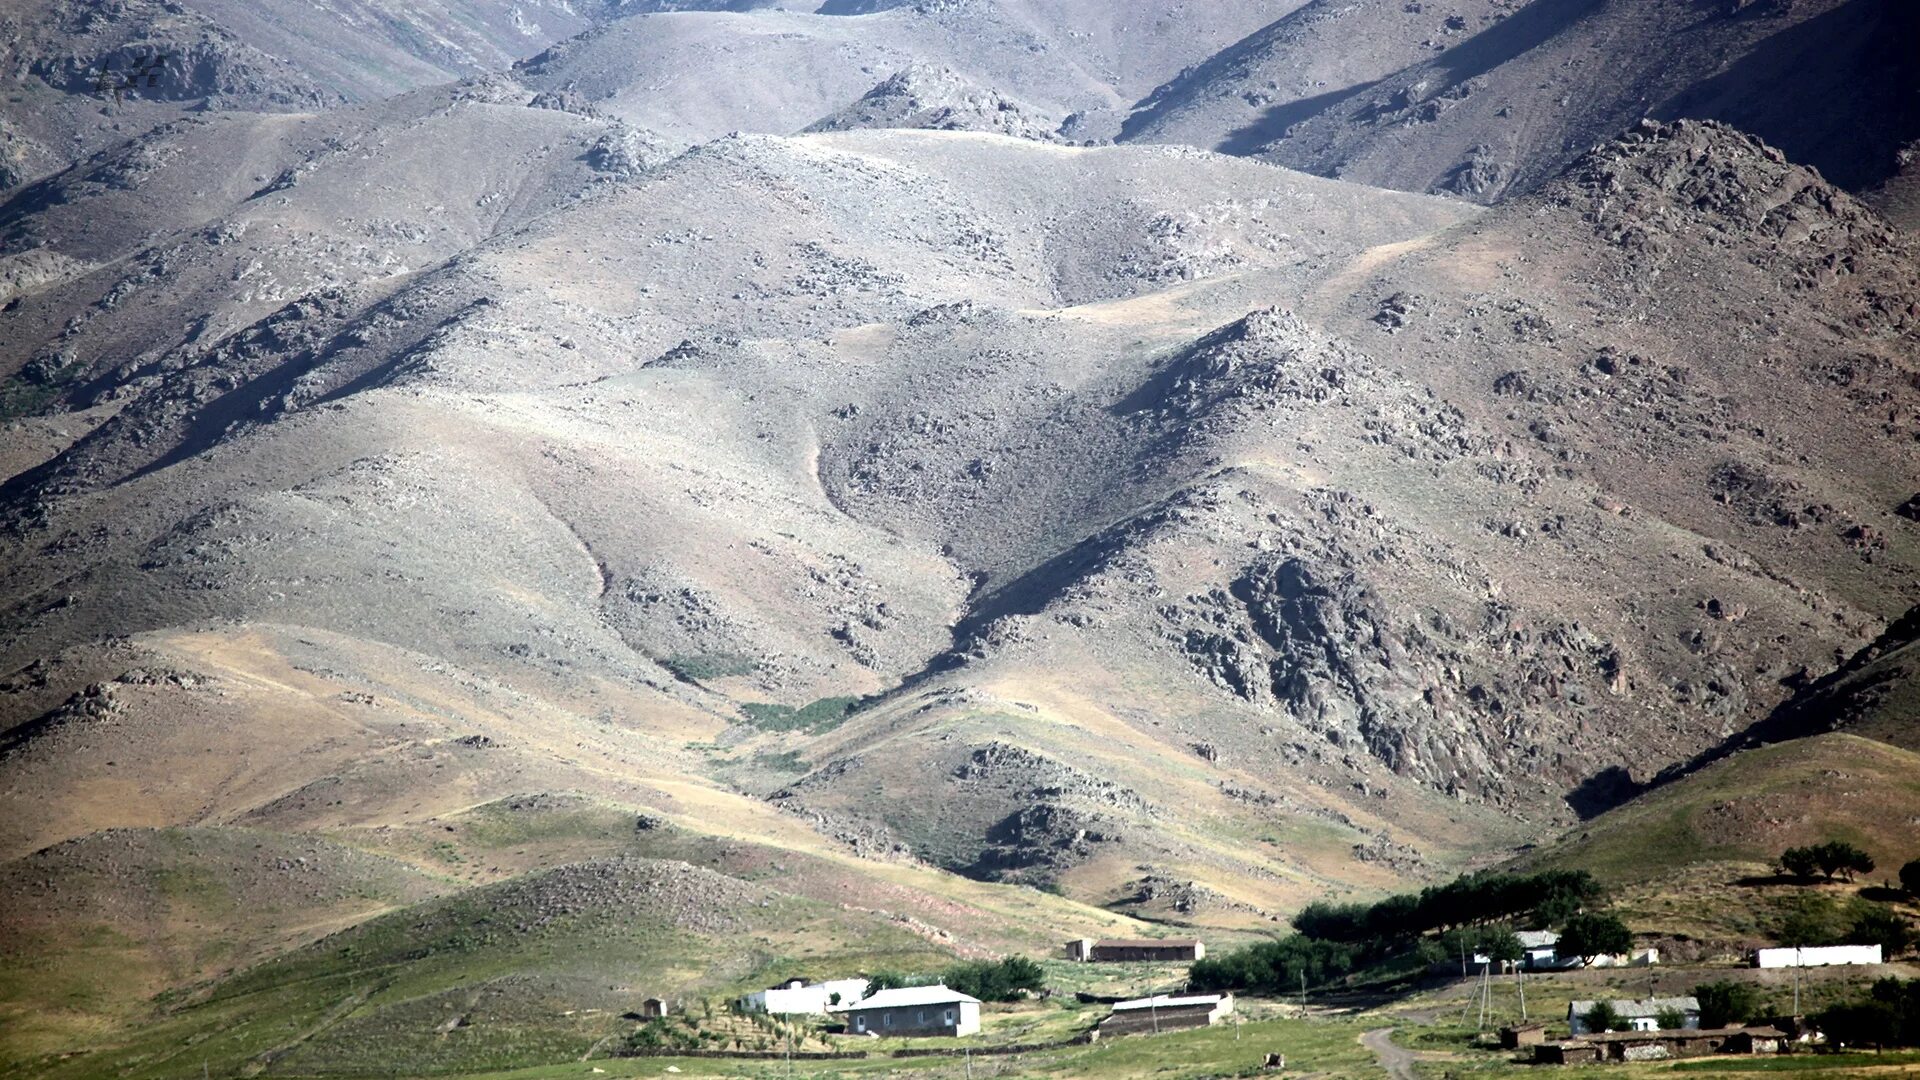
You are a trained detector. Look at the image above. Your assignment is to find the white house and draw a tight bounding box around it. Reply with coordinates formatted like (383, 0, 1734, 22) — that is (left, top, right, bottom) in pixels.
(1468, 931, 1656, 972)
(840, 985, 981, 1037)
(1755, 945, 1882, 969)
(739, 977, 871, 1015)
(1516, 930, 1564, 970)
(1567, 997, 1700, 1036)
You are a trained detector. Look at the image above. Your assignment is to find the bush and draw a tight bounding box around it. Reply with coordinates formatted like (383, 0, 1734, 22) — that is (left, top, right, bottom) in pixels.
(1696, 980, 1760, 1029)
(1848, 904, 1915, 957)
(1900, 859, 1920, 898)
(1778, 894, 1850, 947)
(1655, 1007, 1688, 1031)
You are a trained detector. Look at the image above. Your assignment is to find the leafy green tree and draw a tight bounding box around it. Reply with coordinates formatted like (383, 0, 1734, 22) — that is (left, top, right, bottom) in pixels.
(1696, 980, 1760, 1029)
(1583, 1001, 1627, 1033)
(1900, 859, 1920, 898)
(1814, 841, 1875, 882)
(1820, 1001, 1901, 1049)
(1483, 929, 1525, 968)
(1655, 1007, 1688, 1031)
(864, 970, 931, 995)
(1780, 846, 1820, 880)
(1558, 913, 1633, 965)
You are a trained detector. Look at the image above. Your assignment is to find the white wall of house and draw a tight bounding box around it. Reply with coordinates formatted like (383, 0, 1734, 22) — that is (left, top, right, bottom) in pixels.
(1755, 945, 1883, 968)
(740, 978, 870, 1014)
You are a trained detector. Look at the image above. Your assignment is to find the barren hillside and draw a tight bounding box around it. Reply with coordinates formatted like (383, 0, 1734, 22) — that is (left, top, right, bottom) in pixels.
(1, 3, 1915, 1077)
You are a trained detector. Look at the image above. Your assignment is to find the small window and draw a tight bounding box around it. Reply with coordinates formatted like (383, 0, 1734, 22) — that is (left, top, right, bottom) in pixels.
(918, 1010, 927, 1024)
(884, 1013, 894, 1028)
(945, 1009, 955, 1023)
(855, 1016, 866, 1032)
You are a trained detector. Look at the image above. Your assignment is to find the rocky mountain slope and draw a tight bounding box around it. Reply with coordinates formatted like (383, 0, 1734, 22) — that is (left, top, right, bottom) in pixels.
(1, 3, 1915, 1076)
(1121, 0, 1920, 204)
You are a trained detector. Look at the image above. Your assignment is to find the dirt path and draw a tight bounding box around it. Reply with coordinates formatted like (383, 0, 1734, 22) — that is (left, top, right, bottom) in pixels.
(1362, 1027, 1423, 1080)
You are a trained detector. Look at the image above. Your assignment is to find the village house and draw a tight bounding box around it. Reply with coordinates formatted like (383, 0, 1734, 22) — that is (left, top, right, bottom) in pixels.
(1534, 1026, 1786, 1064)
(840, 986, 981, 1037)
(738, 977, 870, 1015)
(1754, 944, 1882, 968)
(1097, 994, 1234, 1036)
(1064, 938, 1206, 963)
(640, 998, 669, 1018)
(1445, 932, 1656, 975)
(1567, 997, 1700, 1035)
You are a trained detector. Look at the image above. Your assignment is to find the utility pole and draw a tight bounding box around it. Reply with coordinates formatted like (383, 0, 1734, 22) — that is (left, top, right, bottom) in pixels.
(1299, 971, 1307, 1013)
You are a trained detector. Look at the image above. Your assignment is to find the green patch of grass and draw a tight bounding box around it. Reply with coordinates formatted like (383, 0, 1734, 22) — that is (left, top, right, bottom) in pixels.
(661, 654, 759, 683)
(740, 696, 864, 734)
(1675, 1050, 1920, 1073)
(753, 750, 810, 774)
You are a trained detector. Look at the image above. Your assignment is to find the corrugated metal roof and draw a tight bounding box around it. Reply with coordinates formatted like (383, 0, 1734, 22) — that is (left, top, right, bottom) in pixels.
(843, 985, 980, 1009)
(1094, 938, 1203, 949)
(1569, 996, 1699, 1018)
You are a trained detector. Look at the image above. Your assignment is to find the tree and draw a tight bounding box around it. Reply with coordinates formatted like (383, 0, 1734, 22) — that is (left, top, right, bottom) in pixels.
(1820, 1001, 1901, 1050)
(1583, 1001, 1628, 1034)
(941, 957, 1046, 1002)
(1655, 1007, 1688, 1031)
(1780, 846, 1821, 880)
(1558, 913, 1634, 965)
(1813, 841, 1875, 882)
(1696, 980, 1760, 1029)
(1483, 929, 1525, 968)
(1900, 859, 1920, 898)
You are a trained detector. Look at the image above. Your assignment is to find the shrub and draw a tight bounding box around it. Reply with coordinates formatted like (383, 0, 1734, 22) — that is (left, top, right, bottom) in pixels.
(1848, 903, 1914, 957)
(1655, 1007, 1688, 1031)
(1900, 859, 1920, 898)
(1778, 894, 1850, 947)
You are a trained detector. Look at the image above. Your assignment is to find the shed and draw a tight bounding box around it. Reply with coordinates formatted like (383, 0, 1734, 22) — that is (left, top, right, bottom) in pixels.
(1065, 938, 1205, 963)
(1098, 993, 1233, 1036)
(640, 998, 668, 1018)
(1500, 1023, 1548, 1049)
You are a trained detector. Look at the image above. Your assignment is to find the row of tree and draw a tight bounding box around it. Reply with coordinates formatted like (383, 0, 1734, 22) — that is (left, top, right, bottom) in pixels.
(1187, 935, 1358, 995)
(1779, 842, 1876, 882)
(1290, 869, 1604, 945)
